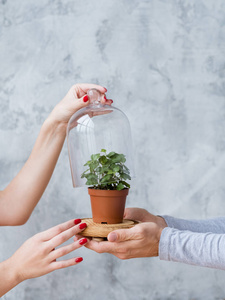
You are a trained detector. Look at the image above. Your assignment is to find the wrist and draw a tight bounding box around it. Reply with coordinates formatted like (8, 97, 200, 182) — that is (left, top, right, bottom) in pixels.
(156, 216, 168, 229)
(151, 225, 163, 257)
(42, 115, 67, 137)
(3, 257, 23, 286)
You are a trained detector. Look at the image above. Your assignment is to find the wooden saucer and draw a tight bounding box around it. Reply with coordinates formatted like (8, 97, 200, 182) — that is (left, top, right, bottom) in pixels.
(79, 218, 138, 239)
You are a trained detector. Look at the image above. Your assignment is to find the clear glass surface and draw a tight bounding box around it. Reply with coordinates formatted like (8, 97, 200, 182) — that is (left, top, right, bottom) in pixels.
(67, 88, 134, 187)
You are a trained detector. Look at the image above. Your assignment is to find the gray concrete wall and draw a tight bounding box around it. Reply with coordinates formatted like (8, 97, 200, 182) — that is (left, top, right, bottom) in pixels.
(1, 0, 225, 299)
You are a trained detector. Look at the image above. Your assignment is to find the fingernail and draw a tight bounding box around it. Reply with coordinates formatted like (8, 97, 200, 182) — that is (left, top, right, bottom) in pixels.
(109, 232, 117, 242)
(110, 100, 113, 103)
(75, 257, 83, 263)
(79, 223, 87, 230)
(104, 87, 107, 92)
(79, 238, 87, 245)
(104, 95, 107, 100)
(83, 95, 89, 102)
(74, 219, 81, 225)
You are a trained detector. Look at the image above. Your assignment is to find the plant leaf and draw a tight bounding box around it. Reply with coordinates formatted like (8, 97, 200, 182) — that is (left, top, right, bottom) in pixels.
(121, 173, 131, 180)
(91, 153, 100, 161)
(116, 183, 125, 190)
(113, 166, 120, 172)
(82, 150, 131, 189)
(111, 154, 126, 164)
(121, 181, 130, 188)
(107, 170, 114, 174)
(100, 174, 113, 183)
(124, 165, 130, 172)
(107, 151, 116, 157)
(86, 173, 98, 180)
(84, 160, 91, 166)
(99, 155, 108, 165)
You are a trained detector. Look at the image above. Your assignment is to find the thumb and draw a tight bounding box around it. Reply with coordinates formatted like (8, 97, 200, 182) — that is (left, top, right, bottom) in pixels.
(124, 207, 149, 222)
(107, 228, 132, 243)
(76, 94, 90, 108)
(67, 94, 90, 116)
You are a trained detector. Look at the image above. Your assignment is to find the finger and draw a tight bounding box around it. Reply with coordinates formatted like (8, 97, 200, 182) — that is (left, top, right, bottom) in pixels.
(73, 235, 80, 242)
(74, 94, 112, 111)
(73, 234, 87, 242)
(73, 83, 107, 98)
(85, 238, 139, 256)
(84, 239, 119, 254)
(47, 222, 87, 249)
(107, 227, 138, 242)
(41, 219, 82, 241)
(50, 257, 83, 271)
(49, 238, 88, 261)
(124, 207, 148, 222)
(106, 99, 113, 105)
(69, 94, 91, 111)
(100, 94, 113, 106)
(75, 93, 112, 108)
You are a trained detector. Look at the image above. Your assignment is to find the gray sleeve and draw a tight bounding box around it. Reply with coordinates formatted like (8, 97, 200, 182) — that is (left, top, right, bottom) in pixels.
(161, 215, 225, 234)
(159, 227, 225, 270)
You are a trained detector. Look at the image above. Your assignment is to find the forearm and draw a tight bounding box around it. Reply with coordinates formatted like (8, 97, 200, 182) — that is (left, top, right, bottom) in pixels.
(159, 227, 225, 270)
(0, 117, 66, 225)
(0, 258, 22, 297)
(161, 215, 225, 234)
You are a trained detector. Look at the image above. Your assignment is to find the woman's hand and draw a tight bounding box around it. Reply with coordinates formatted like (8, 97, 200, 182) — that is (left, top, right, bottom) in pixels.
(48, 83, 112, 127)
(0, 83, 112, 226)
(10, 219, 88, 282)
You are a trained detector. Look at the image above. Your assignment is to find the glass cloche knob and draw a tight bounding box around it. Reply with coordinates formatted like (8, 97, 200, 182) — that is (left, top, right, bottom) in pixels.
(87, 88, 101, 105)
(67, 89, 134, 187)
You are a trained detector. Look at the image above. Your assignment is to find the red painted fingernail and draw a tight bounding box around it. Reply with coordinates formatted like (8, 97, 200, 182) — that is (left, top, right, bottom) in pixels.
(110, 100, 113, 103)
(74, 219, 81, 225)
(79, 223, 87, 229)
(83, 95, 89, 102)
(104, 95, 107, 100)
(75, 257, 83, 263)
(79, 238, 88, 245)
(104, 87, 107, 92)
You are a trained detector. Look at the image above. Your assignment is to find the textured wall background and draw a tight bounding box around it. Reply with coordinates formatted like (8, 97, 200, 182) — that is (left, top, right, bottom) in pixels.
(1, 0, 225, 299)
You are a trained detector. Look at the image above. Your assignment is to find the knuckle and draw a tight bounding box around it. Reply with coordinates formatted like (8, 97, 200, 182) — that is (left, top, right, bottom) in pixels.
(119, 232, 126, 241)
(47, 241, 55, 252)
(72, 84, 80, 93)
(38, 248, 46, 257)
(32, 232, 41, 241)
(116, 231, 126, 242)
(55, 226, 63, 236)
(118, 246, 127, 254)
(58, 235, 66, 245)
(57, 248, 67, 257)
(56, 261, 64, 269)
(96, 247, 104, 254)
(118, 254, 127, 260)
(137, 226, 146, 236)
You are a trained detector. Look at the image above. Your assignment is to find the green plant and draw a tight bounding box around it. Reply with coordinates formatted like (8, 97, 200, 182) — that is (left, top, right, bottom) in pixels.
(81, 149, 131, 190)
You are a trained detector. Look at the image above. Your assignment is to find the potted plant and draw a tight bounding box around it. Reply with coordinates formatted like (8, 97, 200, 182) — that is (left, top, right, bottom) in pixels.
(81, 149, 131, 224)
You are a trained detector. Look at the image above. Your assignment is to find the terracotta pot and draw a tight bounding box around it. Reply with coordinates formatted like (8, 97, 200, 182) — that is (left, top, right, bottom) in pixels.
(88, 188, 129, 224)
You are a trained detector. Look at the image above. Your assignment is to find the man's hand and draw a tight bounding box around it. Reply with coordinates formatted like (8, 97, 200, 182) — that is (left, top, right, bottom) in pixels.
(85, 221, 164, 259)
(124, 207, 167, 228)
(82, 208, 167, 260)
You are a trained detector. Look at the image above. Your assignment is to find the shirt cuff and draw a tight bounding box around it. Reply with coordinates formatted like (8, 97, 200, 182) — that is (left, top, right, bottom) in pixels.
(159, 215, 177, 228)
(158, 227, 174, 261)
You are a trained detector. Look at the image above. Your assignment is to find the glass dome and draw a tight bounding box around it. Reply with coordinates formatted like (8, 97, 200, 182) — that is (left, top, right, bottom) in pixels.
(67, 88, 133, 187)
